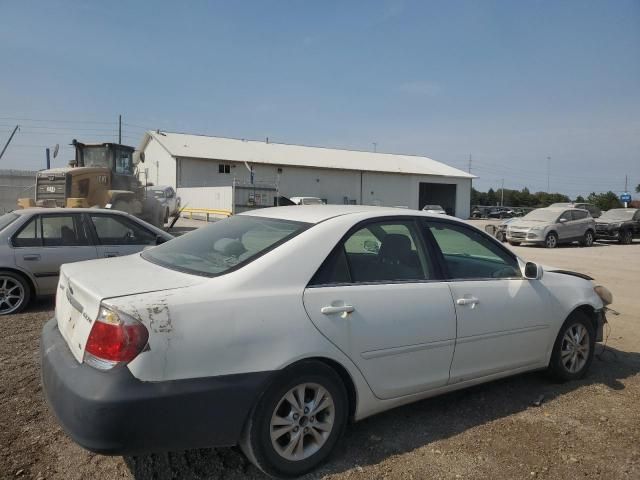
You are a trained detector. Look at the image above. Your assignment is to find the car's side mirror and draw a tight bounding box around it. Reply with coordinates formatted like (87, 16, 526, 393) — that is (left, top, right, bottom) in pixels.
(156, 235, 167, 245)
(559, 218, 567, 223)
(524, 262, 543, 280)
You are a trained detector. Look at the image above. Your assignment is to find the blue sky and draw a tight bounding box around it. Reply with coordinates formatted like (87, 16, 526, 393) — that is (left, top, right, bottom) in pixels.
(1, 0, 639, 197)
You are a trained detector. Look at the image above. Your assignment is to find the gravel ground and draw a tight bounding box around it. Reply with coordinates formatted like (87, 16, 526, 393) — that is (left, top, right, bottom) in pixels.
(1, 232, 639, 480)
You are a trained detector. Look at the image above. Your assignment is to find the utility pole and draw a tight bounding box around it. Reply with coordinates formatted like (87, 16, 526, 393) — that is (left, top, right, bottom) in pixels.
(46, 148, 51, 170)
(625, 174, 628, 192)
(547, 156, 551, 193)
(468, 154, 472, 173)
(118, 115, 122, 144)
(0, 125, 19, 161)
(501, 179, 504, 206)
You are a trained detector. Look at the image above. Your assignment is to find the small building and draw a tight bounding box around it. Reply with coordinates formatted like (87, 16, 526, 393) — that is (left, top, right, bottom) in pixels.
(0, 169, 37, 213)
(139, 131, 475, 218)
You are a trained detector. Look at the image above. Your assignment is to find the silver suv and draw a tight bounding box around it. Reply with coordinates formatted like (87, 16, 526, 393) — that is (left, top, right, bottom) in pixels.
(506, 207, 595, 248)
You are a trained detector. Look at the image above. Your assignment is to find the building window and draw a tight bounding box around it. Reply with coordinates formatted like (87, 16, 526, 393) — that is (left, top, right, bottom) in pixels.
(219, 164, 231, 174)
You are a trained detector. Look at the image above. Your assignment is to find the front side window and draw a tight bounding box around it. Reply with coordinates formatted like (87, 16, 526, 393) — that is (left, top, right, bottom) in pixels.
(13, 217, 40, 247)
(142, 215, 309, 276)
(428, 222, 520, 279)
(90, 215, 157, 245)
(312, 220, 431, 285)
(559, 211, 573, 222)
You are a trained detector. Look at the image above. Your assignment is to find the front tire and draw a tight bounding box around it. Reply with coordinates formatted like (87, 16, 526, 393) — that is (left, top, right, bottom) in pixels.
(548, 312, 595, 381)
(545, 232, 558, 249)
(0, 271, 31, 315)
(240, 361, 348, 478)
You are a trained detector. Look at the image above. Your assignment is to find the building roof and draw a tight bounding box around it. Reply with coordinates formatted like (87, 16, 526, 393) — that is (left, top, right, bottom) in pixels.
(139, 131, 475, 179)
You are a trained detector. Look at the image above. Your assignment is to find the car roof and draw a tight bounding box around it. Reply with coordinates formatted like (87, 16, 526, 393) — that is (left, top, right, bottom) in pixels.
(14, 207, 134, 216)
(240, 205, 452, 224)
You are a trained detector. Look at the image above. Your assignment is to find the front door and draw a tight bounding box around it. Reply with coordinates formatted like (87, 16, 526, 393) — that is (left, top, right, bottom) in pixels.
(426, 220, 553, 383)
(303, 219, 457, 400)
(13, 214, 97, 295)
(87, 213, 158, 257)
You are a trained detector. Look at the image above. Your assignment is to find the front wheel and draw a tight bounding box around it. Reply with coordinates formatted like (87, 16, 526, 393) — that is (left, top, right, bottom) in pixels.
(545, 232, 558, 249)
(548, 312, 595, 381)
(240, 361, 348, 478)
(580, 230, 594, 247)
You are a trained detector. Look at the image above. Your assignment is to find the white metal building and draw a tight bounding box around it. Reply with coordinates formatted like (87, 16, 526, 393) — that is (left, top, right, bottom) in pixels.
(138, 131, 475, 218)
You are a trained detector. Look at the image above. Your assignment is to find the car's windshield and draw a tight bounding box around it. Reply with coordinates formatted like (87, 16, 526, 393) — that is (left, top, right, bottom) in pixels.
(522, 209, 560, 222)
(142, 215, 310, 276)
(150, 190, 166, 199)
(82, 146, 111, 168)
(600, 209, 636, 221)
(549, 203, 570, 208)
(0, 213, 19, 232)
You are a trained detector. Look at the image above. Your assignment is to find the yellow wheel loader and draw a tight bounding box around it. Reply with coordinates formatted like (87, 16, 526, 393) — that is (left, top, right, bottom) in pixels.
(18, 140, 165, 227)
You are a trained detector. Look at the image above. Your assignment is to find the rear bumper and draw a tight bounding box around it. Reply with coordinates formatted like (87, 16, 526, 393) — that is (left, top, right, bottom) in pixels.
(40, 318, 272, 455)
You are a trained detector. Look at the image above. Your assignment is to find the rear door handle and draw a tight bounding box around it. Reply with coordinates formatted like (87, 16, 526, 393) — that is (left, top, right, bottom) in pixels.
(456, 297, 480, 307)
(23, 254, 40, 261)
(321, 305, 355, 315)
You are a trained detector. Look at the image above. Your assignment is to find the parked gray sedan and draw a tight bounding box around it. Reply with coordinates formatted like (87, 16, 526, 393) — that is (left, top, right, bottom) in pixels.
(0, 208, 173, 315)
(506, 207, 595, 248)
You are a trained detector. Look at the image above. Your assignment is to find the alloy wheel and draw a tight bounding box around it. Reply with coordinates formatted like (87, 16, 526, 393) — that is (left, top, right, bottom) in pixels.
(560, 323, 590, 373)
(584, 231, 594, 247)
(546, 234, 557, 248)
(0, 276, 25, 315)
(269, 383, 335, 461)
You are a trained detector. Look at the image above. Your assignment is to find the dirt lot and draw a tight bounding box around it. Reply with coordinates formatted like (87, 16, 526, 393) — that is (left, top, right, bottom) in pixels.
(1, 228, 639, 480)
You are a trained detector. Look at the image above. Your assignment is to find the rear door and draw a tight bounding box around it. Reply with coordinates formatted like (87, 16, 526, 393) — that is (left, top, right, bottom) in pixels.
(303, 218, 457, 400)
(13, 213, 98, 295)
(87, 213, 158, 257)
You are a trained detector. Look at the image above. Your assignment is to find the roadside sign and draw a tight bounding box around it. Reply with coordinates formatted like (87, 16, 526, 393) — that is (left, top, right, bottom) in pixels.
(620, 192, 632, 203)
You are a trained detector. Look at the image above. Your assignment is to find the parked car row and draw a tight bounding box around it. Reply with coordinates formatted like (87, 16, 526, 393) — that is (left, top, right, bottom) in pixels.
(39, 205, 612, 477)
(484, 207, 638, 248)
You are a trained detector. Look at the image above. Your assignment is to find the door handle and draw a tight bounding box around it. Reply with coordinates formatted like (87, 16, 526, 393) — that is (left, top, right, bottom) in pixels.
(22, 254, 40, 261)
(104, 252, 119, 258)
(456, 297, 480, 307)
(321, 305, 355, 315)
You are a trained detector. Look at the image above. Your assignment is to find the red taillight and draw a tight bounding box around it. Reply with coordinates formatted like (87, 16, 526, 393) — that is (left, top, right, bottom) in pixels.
(85, 316, 149, 364)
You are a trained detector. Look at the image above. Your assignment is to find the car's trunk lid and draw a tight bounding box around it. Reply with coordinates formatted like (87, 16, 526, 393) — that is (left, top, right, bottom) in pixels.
(55, 254, 206, 363)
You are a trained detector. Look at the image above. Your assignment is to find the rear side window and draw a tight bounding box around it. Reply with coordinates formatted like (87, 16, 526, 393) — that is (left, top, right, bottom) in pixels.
(311, 220, 431, 285)
(142, 215, 309, 277)
(573, 210, 588, 220)
(13, 215, 88, 247)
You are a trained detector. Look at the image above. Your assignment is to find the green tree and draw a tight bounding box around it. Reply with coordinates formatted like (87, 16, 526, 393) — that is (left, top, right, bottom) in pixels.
(636, 184, 640, 193)
(487, 188, 497, 206)
(575, 195, 585, 203)
(586, 191, 622, 211)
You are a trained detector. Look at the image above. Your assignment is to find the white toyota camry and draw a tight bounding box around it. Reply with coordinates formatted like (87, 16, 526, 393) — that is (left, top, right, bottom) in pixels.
(41, 205, 612, 477)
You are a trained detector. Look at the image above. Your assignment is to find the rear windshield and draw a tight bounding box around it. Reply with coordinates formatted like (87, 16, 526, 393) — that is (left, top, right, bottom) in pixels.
(142, 215, 310, 277)
(0, 213, 19, 232)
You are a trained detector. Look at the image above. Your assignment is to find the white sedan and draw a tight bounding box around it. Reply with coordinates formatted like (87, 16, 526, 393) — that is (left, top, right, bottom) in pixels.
(41, 205, 611, 477)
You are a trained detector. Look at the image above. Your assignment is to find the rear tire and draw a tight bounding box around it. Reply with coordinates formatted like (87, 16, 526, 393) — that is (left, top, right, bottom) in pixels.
(619, 229, 633, 245)
(579, 230, 594, 247)
(545, 232, 558, 249)
(0, 271, 31, 315)
(240, 361, 348, 478)
(548, 312, 595, 382)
